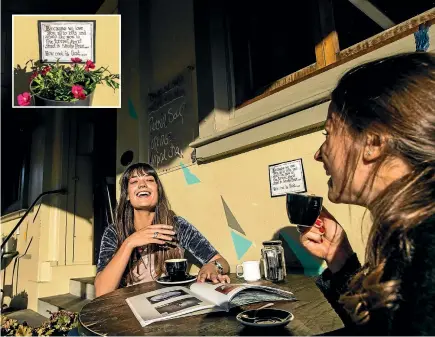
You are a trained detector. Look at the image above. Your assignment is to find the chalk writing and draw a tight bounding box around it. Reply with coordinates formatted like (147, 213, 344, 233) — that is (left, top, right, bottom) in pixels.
(39, 21, 95, 63)
(150, 133, 172, 151)
(149, 78, 187, 168)
(149, 109, 185, 167)
(149, 101, 185, 132)
(148, 71, 196, 171)
(148, 75, 184, 106)
(269, 159, 307, 197)
(149, 87, 185, 113)
(150, 144, 184, 168)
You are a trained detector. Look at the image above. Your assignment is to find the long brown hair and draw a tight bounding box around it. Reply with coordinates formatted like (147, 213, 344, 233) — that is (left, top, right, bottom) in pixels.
(330, 52, 435, 324)
(115, 163, 182, 285)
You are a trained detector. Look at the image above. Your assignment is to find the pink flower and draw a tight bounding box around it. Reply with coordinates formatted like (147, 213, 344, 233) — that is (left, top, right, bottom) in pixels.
(71, 57, 82, 63)
(71, 85, 86, 100)
(71, 84, 83, 96)
(84, 60, 95, 72)
(17, 92, 31, 106)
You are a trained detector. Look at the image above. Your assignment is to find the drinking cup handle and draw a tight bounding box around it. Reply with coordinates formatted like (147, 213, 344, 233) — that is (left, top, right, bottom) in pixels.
(236, 264, 244, 278)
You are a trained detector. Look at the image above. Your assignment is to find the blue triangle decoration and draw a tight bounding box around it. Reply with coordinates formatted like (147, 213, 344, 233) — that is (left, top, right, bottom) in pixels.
(280, 231, 326, 276)
(128, 98, 138, 119)
(180, 162, 200, 185)
(230, 230, 252, 260)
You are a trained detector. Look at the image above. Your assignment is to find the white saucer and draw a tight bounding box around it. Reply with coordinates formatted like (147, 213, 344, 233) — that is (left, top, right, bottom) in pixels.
(156, 274, 197, 285)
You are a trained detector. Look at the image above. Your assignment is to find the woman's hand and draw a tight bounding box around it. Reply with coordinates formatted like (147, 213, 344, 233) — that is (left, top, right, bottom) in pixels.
(197, 263, 231, 284)
(125, 224, 176, 250)
(299, 207, 354, 273)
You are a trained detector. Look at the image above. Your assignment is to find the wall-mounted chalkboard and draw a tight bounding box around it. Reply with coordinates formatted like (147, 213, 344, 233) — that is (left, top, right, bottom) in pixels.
(269, 158, 307, 197)
(38, 20, 96, 63)
(148, 68, 198, 172)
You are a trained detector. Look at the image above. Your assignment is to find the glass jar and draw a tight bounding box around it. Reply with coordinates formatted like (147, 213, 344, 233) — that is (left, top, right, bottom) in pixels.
(261, 240, 286, 282)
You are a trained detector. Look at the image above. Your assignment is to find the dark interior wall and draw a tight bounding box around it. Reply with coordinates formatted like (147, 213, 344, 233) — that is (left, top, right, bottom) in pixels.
(92, 109, 117, 264)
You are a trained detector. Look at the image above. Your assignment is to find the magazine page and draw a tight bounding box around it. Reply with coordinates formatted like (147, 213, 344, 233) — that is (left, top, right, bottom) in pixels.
(189, 282, 249, 310)
(189, 282, 297, 310)
(227, 284, 296, 308)
(125, 286, 220, 327)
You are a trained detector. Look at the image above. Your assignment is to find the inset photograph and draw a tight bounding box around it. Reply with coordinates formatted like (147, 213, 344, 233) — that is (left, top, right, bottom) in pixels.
(147, 290, 189, 305)
(13, 15, 120, 108)
(155, 297, 202, 315)
(214, 284, 240, 295)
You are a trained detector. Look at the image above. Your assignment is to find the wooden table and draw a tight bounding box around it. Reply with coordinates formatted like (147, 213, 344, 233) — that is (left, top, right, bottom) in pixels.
(78, 273, 344, 336)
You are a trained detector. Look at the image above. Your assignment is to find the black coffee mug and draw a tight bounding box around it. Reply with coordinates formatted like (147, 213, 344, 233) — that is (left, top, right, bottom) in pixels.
(286, 193, 323, 228)
(165, 259, 188, 281)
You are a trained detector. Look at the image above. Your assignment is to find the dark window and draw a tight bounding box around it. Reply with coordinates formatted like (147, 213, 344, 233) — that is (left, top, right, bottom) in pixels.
(227, 0, 318, 106)
(333, 0, 435, 50)
(220, 0, 434, 107)
(1, 124, 31, 214)
(369, 0, 435, 24)
(332, 0, 383, 50)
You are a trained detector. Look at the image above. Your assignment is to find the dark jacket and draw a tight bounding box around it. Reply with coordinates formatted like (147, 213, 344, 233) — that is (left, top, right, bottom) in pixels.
(316, 218, 435, 336)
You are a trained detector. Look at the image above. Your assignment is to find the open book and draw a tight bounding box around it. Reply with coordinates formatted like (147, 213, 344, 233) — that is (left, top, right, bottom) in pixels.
(125, 282, 296, 327)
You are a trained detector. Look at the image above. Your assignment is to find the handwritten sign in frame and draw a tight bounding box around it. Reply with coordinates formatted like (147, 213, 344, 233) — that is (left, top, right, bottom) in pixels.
(268, 158, 307, 198)
(37, 20, 96, 64)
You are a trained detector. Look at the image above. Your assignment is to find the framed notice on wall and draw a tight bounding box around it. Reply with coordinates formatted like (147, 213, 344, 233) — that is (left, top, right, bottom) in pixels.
(268, 158, 307, 197)
(38, 20, 96, 63)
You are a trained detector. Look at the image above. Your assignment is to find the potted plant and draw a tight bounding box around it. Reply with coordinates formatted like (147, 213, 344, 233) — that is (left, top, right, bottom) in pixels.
(1, 316, 33, 336)
(34, 310, 79, 336)
(16, 58, 120, 107)
(1, 310, 79, 336)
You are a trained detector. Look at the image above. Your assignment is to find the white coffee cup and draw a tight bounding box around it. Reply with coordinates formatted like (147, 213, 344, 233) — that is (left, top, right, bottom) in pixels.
(236, 261, 261, 281)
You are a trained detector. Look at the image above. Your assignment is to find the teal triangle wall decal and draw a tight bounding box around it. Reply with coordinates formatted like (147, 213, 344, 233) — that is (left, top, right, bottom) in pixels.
(180, 162, 200, 185)
(230, 230, 252, 260)
(128, 98, 138, 119)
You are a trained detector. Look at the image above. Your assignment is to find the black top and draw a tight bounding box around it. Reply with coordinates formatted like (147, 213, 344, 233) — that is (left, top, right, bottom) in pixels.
(97, 216, 219, 275)
(316, 218, 435, 335)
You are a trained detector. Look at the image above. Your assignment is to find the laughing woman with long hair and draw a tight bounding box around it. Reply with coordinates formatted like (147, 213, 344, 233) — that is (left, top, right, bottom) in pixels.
(299, 52, 435, 335)
(95, 163, 230, 297)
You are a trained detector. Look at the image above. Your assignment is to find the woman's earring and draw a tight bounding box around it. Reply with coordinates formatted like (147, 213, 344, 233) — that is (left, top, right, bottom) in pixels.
(366, 151, 372, 156)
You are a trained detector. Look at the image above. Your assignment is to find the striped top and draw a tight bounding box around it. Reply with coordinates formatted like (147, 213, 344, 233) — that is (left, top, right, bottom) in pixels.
(96, 216, 219, 286)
